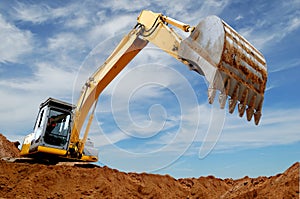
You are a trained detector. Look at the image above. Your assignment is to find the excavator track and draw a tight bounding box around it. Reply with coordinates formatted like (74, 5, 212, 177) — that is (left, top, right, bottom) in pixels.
(1, 157, 99, 168)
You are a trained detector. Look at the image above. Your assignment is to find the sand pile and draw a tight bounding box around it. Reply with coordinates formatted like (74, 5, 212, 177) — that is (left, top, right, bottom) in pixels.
(0, 134, 298, 198)
(0, 134, 20, 158)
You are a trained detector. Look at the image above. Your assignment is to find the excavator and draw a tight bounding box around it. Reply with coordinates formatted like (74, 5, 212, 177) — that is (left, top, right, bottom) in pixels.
(19, 10, 267, 163)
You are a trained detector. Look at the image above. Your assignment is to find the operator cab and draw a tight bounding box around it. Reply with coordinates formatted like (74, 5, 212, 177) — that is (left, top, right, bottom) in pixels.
(27, 98, 75, 154)
(20, 98, 99, 162)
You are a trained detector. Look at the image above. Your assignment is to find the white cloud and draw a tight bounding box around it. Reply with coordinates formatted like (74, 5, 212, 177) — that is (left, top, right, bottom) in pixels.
(47, 32, 85, 51)
(235, 15, 243, 21)
(88, 14, 136, 44)
(89, 123, 130, 148)
(96, 103, 300, 156)
(0, 14, 33, 63)
(99, 0, 150, 12)
(141, 105, 300, 158)
(209, 108, 300, 153)
(90, 102, 225, 171)
(286, 17, 300, 32)
(13, 3, 51, 23)
(270, 58, 300, 73)
(236, 1, 300, 50)
(12, 2, 94, 31)
(0, 63, 76, 137)
(64, 14, 90, 29)
(0, 63, 75, 93)
(13, 2, 74, 24)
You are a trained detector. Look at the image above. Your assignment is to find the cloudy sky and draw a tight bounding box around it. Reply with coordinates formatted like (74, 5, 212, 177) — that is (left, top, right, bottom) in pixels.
(0, 0, 299, 179)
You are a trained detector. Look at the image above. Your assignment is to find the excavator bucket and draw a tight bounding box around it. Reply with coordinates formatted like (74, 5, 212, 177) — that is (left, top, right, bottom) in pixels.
(178, 16, 267, 125)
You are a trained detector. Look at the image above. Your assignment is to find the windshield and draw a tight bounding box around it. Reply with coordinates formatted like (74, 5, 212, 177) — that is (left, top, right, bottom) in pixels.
(44, 108, 71, 146)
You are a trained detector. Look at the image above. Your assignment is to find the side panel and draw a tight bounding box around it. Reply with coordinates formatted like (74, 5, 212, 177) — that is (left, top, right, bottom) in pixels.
(30, 106, 49, 150)
(20, 132, 34, 156)
(20, 106, 48, 156)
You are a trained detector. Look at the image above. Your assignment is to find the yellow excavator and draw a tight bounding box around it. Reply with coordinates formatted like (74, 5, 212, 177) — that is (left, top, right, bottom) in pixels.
(19, 10, 267, 163)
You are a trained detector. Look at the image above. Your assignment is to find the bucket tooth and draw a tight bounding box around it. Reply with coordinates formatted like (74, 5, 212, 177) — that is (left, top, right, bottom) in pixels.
(228, 84, 239, 113)
(238, 88, 248, 117)
(254, 111, 262, 125)
(253, 99, 263, 125)
(228, 98, 237, 113)
(246, 108, 254, 121)
(238, 88, 247, 118)
(208, 88, 217, 104)
(219, 93, 227, 109)
(238, 103, 246, 117)
(246, 94, 256, 121)
(240, 89, 248, 104)
(224, 78, 231, 95)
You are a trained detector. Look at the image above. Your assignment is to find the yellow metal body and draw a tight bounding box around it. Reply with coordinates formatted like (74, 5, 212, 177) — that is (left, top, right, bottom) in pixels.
(20, 143, 30, 156)
(20, 133, 34, 156)
(20, 138, 97, 162)
(21, 10, 267, 162)
(37, 146, 67, 156)
(21, 145, 66, 156)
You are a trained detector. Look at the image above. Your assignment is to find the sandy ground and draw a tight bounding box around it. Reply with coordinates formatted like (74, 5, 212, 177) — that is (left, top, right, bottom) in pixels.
(0, 133, 299, 198)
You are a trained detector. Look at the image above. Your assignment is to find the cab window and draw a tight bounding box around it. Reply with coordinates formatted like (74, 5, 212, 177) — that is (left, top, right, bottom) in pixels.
(44, 108, 71, 146)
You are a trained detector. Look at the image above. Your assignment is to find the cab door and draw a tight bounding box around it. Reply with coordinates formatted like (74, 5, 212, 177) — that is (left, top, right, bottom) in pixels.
(29, 105, 49, 151)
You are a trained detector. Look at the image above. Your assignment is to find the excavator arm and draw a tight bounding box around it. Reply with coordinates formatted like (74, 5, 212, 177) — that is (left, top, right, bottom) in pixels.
(70, 11, 189, 149)
(69, 10, 267, 157)
(70, 30, 148, 154)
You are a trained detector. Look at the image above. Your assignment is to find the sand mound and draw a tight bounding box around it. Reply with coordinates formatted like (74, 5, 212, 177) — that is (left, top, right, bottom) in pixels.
(0, 134, 298, 198)
(0, 134, 20, 158)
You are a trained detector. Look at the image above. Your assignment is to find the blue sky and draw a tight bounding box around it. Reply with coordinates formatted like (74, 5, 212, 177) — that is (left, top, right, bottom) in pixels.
(0, 0, 299, 179)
